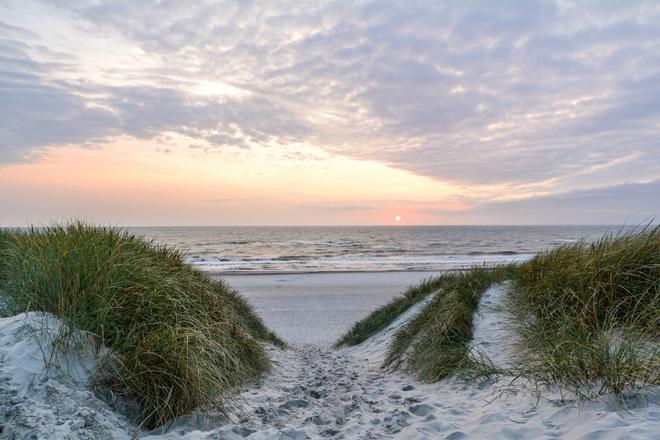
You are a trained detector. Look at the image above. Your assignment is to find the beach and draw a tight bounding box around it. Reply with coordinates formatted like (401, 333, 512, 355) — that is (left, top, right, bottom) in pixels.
(1, 273, 658, 439)
(0, 226, 657, 439)
(223, 271, 436, 345)
(144, 284, 659, 439)
(3, 0, 659, 436)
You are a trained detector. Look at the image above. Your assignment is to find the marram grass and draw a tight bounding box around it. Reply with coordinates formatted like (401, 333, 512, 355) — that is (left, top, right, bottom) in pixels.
(336, 265, 515, 379)
(383, 266, 515, 381)
(335, 276, 449, 347)
(0, 223, 282, 428)
(339, 226, 659, 396)
(507, 225, 659, 395)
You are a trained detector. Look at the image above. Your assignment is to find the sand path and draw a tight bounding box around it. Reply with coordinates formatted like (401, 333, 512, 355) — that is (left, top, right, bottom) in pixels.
(149, 286, 658, 439)
(1, 286, 656, 439)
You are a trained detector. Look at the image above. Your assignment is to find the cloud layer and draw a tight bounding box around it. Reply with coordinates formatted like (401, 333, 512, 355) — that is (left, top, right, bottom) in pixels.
(446, 180, 660, 224)
(2, 1, 659, 196)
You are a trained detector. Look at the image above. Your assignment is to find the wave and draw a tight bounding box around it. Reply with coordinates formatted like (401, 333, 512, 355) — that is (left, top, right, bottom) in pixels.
(291, 240, 355, 246)
(133, 225, 612, 274)
(467, 251, 521, 256)
(185, 253, 535, 273)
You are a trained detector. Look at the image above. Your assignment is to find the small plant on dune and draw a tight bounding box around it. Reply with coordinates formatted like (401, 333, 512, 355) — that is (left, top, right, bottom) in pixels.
(0, 222, 281, 428)
(335, 276, 449, 347)
(384, 266, 515, 381)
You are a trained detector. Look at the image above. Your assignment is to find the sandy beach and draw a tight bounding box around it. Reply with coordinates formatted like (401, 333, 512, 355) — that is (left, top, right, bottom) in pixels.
(1, 274, 658, 439)
(146, 284, 660, 439)
(223, 271, 437, 345)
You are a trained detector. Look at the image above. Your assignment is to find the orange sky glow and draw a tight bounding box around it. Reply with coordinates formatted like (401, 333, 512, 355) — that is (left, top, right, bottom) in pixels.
(0, 137, 475, 226)
(1, 1, 658, 226)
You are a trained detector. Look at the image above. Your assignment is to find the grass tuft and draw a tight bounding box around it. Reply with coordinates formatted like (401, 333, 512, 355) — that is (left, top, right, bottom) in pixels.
(335, 276, 448, 347)
(384, 266, 515, 381)
(507, 225, 659, 395)
(0, 222, 280, 428)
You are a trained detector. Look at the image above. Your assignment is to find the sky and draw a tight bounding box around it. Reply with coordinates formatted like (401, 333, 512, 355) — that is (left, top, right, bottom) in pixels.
(0, 0, 658, 226)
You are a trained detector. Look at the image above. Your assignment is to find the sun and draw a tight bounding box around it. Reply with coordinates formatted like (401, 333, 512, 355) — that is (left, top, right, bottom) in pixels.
(394, 215, 402, 222)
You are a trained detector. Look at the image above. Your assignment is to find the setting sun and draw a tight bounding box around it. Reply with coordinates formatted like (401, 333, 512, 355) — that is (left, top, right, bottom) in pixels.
(394, 215, 402, 222)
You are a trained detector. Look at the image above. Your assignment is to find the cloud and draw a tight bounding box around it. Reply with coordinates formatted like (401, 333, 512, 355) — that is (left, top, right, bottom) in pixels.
(439, 180, 660, 224)
(104, 86, 309, 148)
(2, 1, 659, 195)
(0, 20, 308, 161)
(0, 33, 117, 162)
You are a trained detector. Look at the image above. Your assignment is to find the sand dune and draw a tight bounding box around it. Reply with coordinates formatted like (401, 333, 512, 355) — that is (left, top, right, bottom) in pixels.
(0, 313, 132, 439)
(147, 285, 659, 439)
(1, 284, 657, 439)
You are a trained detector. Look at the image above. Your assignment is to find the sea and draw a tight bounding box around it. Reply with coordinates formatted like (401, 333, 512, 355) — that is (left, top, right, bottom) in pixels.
(128, 225, 618, 274)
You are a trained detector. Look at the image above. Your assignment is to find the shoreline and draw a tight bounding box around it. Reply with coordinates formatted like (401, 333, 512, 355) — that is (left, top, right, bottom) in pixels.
(194, 253, 536, 276)
(208, 268, 451, 276)
(203, 263, 529, 276)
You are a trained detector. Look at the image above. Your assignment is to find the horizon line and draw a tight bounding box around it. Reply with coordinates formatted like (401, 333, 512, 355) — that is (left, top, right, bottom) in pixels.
(0, 223, 644, 228)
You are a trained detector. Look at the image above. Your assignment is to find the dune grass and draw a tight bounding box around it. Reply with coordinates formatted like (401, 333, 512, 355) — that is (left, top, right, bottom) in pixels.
(335, 265, 515, 380)
(383, 266, 515, 381)
(338, 226, 659, 396)
(0, 223, 281, 428)
(335, 276, 449, 347)
(0, 229, 10, 314)
(507, 225, 659, 395)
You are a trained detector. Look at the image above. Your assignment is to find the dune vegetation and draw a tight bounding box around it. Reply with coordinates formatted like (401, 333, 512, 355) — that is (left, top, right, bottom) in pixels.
(338, 226, 659, 396)
(383, 266, 516, 381)
(507, 226, 659, 396)
(335, 276, 450, 347)
(0, 223, 282, 429)
(337, 266, 515, 377)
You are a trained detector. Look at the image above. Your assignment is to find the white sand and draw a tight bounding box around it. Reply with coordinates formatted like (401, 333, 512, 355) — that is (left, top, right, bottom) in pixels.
(1, 278, 658, 439)
(223, 271, 437, 345)
(0, 312, 133, 439)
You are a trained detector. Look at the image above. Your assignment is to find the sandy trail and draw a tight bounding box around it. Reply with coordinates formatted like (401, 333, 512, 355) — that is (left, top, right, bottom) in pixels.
(226, 343, 429, 438)
(151, 299, 436, 439)
(154, 345, 454, 439)
(149, 286, 658, 439)
(1, 285, 657, 439)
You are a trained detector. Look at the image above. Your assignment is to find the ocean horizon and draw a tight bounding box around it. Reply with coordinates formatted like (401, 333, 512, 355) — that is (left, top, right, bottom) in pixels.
(129, 224, 620, 274)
